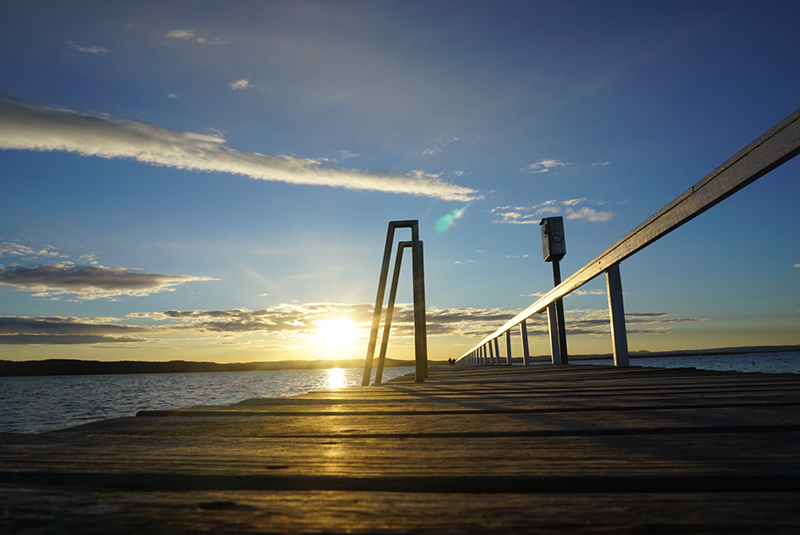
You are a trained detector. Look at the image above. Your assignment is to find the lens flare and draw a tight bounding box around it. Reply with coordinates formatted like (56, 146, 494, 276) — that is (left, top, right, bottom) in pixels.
(435, 202, 471, 233)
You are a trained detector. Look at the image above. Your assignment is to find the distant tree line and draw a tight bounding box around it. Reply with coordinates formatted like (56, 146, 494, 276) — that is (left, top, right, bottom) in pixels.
(0, 358, 421, 377)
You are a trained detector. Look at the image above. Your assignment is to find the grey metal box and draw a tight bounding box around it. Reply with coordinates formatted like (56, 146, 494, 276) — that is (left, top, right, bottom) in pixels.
(540, 217, 566, 262)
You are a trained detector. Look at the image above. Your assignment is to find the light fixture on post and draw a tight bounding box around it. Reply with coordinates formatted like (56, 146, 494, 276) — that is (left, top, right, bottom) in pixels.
(540, 216, 568, 364)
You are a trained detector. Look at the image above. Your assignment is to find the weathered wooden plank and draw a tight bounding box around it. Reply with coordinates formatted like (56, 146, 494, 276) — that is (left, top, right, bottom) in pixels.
(3, 365, 800, 533)
(3, 431, 800, 478)
(59, 406, 800, 439)
(2, 488, 800, 535)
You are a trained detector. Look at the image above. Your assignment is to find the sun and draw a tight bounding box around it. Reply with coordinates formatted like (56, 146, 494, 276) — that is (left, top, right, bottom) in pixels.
(313, 319, 360, 349)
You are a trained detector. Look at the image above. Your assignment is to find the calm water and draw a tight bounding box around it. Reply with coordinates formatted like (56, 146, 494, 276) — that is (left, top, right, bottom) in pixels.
(0, 366, 415, 434)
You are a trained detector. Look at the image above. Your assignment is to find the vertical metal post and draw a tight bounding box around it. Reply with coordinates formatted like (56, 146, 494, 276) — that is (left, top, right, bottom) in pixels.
(362, 223, 396, 386)
(520, 320, 531, 366)
(505, 330, 513, 365)
(410, 230, 427, 382)
(551, 259, 569, 364)
(547, 304, 562, 365)
(374, 242, 410, 385)
(493, 338, 501, 366)
(606, 263, 630, 367)
(362, 220, 427, 385)
(417, 241, 429, 379)
(488, 340, 495, 365)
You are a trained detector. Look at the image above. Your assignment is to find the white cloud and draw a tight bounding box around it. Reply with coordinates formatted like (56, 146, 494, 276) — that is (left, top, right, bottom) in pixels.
(167, 93, 179, 99)
(521, 159, 568, 174)
(229, 79, 252, 90)
(66, 41, 108, 56)
(336, 150, 359, 160)
(566, 206, 614, 223)
(0, 98, 478, 201)
(591, 161, 611, 167)
(422, 137, 462, 157)
(228, 78, 270, 92)
(0, 242, 64, 259)
(167, 29, 196, 40)
(794, 263, 800, 268)
(492, 199, 615, 224)
(166, 29, 228, 45)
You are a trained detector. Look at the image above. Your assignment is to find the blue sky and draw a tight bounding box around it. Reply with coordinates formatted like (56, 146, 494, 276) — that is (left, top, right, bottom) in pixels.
(1, 0, 798, 363)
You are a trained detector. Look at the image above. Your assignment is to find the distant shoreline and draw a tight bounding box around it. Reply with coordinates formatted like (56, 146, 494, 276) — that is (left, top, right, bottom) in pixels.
(0, 357, 419, 377)
(1, 345, 798, 377)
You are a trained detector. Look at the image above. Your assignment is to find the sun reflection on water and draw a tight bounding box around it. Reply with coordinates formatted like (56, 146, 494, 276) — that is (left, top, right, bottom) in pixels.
(324, 367, 347, 390)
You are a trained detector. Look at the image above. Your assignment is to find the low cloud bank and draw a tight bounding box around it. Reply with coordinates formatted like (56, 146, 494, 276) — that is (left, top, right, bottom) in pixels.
(0, 263, 214, 300)
(0, 304, 704, 346)
(0, 98, 478, 201)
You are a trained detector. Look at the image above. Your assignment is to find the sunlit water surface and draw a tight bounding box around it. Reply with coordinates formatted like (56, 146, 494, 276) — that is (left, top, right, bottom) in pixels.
(0, 366, 415, 434)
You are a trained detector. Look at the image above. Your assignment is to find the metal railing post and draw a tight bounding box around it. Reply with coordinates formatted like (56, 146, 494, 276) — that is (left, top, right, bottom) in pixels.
(417, 240, 429, 378)
(374, 242, 411, 385)
(606, 263, 630, 367)
(551, 259, 569, 364)
(547, 303, 562, 365)
(410, 229, 427, 382)
(520, 320, 531, 366)
(493, 338, 501, 366)
(362, 221, 427, 386)
(362, 222, 396, 386)
(488, 340, 495, 365)
(505, 330, 513, 365)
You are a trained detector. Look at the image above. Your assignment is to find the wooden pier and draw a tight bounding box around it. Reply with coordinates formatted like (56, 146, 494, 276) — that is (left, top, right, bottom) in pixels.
(2, 364, 800, 533)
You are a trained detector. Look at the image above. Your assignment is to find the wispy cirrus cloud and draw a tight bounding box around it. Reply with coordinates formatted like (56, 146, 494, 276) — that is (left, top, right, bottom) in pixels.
(0, 263, 215, 300)
(0, 241, 65, 259)
(0, 98, 478, 201)
(521, 159, 568, 174)
(228, 78, 271, 92)
(422, 137, 460, 156)
(491, 198, 617, 224)
(65, 41, 109, 56)
(166, 29, 229, 45)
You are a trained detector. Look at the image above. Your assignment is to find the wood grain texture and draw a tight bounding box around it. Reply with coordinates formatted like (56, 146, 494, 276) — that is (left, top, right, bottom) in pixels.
(2, 364, 800, 533)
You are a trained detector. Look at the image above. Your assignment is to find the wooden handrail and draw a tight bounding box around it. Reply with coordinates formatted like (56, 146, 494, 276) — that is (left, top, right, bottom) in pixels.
(461, 106, 800, 361)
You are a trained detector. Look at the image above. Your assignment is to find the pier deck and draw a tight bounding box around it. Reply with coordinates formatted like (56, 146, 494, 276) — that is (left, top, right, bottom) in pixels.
(2, 364, 800, 533)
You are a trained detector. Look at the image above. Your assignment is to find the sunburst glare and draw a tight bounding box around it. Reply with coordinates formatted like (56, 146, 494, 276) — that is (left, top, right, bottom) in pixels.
(313, 318, 359, 349)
